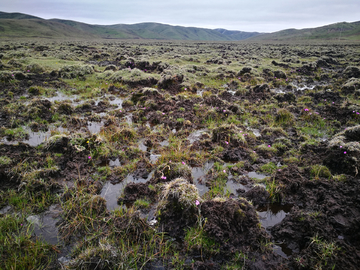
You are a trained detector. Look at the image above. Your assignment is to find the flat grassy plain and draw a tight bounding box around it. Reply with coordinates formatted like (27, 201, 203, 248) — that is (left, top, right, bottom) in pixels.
(1, 39, 360, 269)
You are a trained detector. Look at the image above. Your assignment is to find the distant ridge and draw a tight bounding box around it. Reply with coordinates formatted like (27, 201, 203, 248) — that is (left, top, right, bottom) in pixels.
(0, 11, 261, 41)
(0, 11, 359, 41)
(0, 11, 42, 20)
(248, 21, 360, 41)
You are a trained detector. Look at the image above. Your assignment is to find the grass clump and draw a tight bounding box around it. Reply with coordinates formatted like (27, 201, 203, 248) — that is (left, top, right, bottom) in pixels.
(59, 187, 108, 242)
(0, 156, 12, 166)
(134, 199, 151, 209)
(310, 164, 332, 180)
(275, 108, 295, 127)
(59, 64, 94, 79)
(157, 178, 201, 218)
(259, 162, 278, 174)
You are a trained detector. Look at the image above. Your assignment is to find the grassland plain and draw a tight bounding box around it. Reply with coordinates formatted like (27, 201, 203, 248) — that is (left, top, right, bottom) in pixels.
(0, 39, 360, 269)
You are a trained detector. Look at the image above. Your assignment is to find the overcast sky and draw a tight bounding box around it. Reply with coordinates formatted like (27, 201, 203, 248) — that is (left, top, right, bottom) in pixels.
(1, 0, 359, 32)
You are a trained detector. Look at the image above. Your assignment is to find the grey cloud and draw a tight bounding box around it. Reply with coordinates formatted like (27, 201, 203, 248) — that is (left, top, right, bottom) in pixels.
(1, 0, 359, 32)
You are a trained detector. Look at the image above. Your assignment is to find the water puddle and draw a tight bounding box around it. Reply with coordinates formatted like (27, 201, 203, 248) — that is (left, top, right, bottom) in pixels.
(191, 162, 213, 196)
(247, 171, 268, 180)
(187, 129, 208, 144)
(247, 128, 261, 137)
(1, 125, 68, 147)
(138, 140, 148, 152)
(225, 179, 249, 195)
(150, 154, 161, 164)
(109, 158, 121, 167)
(100, 172, 154, 211)
(257, 203, 293, 258)
(257, 203, 292, 228)
(108, 96, 123, 108)
(196, 89, 204, 97)
(47, 92, 79, 103)
(159, 140, 169, 146)
(87, 121, 104, 134)
(125, 113, 133, 125)
(273, 243, 293, 258)
(291, 83, 315, 91)
(26, 204, 62, 245)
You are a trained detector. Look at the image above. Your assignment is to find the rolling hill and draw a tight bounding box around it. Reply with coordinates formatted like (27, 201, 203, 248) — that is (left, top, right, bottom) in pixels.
(0, 11, 359, 41)
(249, 21, 360, 41)
(0, 11, 260, 41)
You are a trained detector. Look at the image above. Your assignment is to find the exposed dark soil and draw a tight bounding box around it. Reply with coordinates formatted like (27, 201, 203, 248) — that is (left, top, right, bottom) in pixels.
(2, 40, 360, 269)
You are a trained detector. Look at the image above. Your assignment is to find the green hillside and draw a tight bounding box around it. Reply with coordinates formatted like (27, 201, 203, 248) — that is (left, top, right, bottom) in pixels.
(0, 11, 261, 41)
(0, 19, 99, 38)
(0, 11, 359, 41)
(250, 21, 360, 41)
(0, 11, 42, 20)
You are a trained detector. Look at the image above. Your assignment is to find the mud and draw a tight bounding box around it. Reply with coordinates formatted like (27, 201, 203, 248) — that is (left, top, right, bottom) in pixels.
(2, 40, 360, 269)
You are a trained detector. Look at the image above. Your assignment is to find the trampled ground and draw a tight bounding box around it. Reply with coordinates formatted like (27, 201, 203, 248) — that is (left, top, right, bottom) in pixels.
(1, 40, 360, 269)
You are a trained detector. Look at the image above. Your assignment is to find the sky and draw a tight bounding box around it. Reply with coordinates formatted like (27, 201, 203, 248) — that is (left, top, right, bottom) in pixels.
(1, 0, 359, 33)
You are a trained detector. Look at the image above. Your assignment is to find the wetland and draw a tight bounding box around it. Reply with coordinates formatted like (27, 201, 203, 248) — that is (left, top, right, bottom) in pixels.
(0, 39, 360, 269)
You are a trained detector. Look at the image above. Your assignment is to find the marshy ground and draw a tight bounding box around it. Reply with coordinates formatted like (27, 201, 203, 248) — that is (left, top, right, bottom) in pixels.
(1, 39, 360, 269)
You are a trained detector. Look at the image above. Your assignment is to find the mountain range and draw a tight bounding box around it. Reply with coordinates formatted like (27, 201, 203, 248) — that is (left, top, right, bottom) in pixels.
(0, 11, 359, 41)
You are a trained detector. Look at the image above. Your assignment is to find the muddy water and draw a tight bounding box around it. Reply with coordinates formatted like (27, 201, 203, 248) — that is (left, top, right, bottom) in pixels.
(225, 179, 249, 195)
(87, 121, 104, 134)
(257, 203, 293, 258)
(26, 204, 62, 245)
(248, 171, 268, 180)
(257, 203, 292, 228)
(191, 162, 213, 196)
(0, 126, 68, 147)
(47, 91, 79, 102)
(150, 154, 161, 164)
(100, 171, 154, 211)
(108, 96, 123, 108)
(138, 140, 148, 151)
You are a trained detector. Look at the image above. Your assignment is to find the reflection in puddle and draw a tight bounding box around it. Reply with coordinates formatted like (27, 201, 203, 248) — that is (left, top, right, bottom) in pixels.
(150, 154, 161, 164)
(47, 92, 78, 102)
(138, 140, 148, 151)
(26, 204, 62, 245)
(248, 171, 268, 180)
(225, 179, 249, 195)
(1, 126, 68, 147)
(87, 121, 104, 134)
(191, 162, 213, 196)
(247, 128, 261, 137)
(100, 172, 154, 210)
(257, 203, 292, 228)
(273, 243, 293, 259)
(108, 97, 123, 108)
(257, 203, 293, 258)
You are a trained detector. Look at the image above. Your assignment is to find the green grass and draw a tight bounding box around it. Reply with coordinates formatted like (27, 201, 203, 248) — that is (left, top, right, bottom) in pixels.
(0, 214, 57, 269)
(0, 156, 12, 166)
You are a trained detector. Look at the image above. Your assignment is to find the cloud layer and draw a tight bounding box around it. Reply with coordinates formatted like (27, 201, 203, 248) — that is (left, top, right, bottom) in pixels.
(2, 0, 359, 32)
